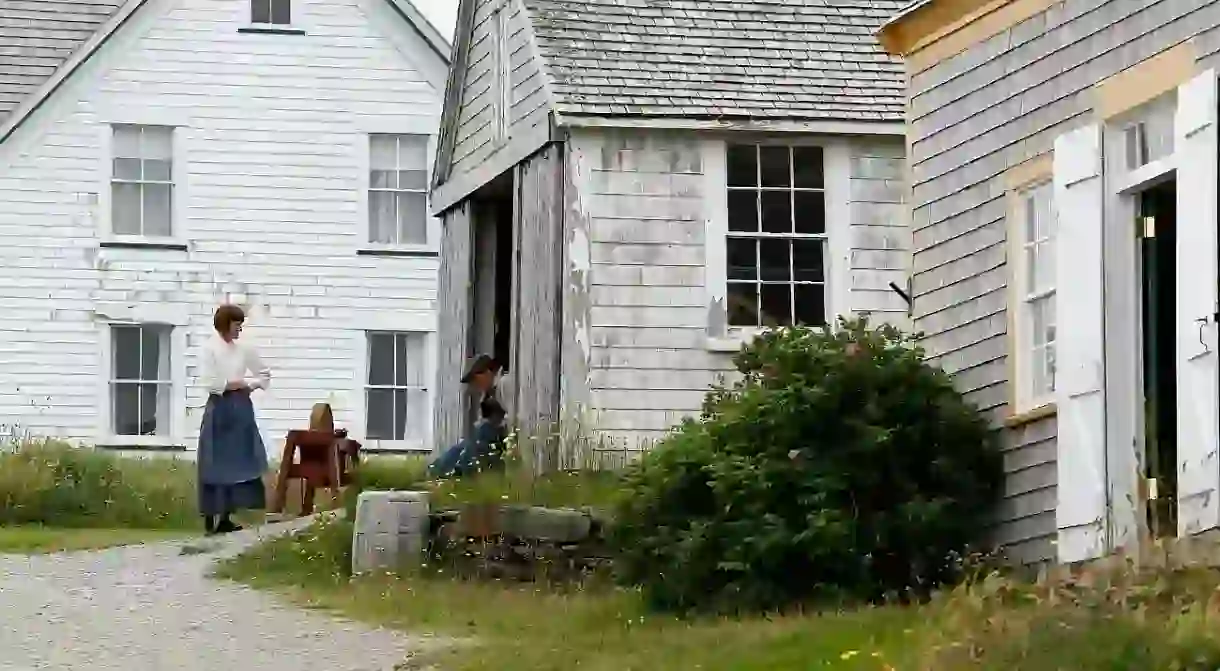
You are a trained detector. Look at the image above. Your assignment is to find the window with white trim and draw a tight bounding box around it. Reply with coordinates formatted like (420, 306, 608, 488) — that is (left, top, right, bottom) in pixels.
(369, 134, 429, 246)
(365, 332, 429, 443)
(111, 125, 174, 237)
(1015, 181, 1057, 408)
(724, 143, 828, 327)
(252, 0, 291, 25)
(110, 324, 173, 437)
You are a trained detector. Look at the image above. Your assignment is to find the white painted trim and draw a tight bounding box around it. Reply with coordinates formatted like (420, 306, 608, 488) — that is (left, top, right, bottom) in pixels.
(1174, 68, 1220, 536)
(702, 137, 729, 341)
(1053, 122, 1108, 564)
(352, 310, 437, 333)
(381, 0, 454, 73)
(96, 121, 191, 244)
(353, 329, 435, 453)
(92, 301, 191, 326)
(1113, 155, 1176, 195)
(559, 115, 907, 137)
(357, 129, 441, 252)
(824, 138, 852, 324)
(243, 0, 311, 33)
(1008, 179, 1057, 415)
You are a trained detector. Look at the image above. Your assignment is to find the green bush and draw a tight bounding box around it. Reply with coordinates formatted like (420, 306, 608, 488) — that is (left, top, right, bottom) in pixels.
(0, 440, 198, 528)
(609, 319, 1004, 614)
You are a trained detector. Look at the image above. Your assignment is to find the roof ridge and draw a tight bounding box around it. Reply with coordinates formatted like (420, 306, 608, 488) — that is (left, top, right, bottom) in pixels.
(517, 0, 906, 121)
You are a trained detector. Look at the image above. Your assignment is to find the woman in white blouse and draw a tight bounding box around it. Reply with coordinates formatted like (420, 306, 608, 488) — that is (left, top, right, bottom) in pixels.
(197, 304, 272, 535)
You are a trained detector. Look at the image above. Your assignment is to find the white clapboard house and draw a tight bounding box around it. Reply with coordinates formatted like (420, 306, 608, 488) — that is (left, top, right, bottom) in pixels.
(0, 0, 449, 454)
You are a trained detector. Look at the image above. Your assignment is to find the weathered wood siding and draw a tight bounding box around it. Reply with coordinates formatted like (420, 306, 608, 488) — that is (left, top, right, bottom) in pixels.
(448, 0, 550, 183)
(435, 202, 474, 452)
(567, 129, 731, 451)
(905, 0, 1220, 564)
(510, 144, 564, 443)
(567, 128, 911, 452)
(850, 140, 911, 328)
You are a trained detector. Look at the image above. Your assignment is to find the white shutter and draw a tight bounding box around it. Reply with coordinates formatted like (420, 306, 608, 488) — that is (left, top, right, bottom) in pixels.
(1053, 123, 1108, 563)
(1176, 69, 1220, 536)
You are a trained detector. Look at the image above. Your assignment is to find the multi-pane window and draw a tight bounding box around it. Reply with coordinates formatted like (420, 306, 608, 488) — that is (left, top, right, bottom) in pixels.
(365, 332, 429, 443)
(369, 134, 429, 246)
(111, 125, 173, 237)
(1018, 182, 1057, 406)
(111, 324, 172, 437)
(252, 0, 291, 24)
(725, 143, 828, 328)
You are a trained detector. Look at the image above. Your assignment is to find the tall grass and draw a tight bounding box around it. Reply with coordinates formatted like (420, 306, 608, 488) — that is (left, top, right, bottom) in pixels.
(0, 439, 198, 529)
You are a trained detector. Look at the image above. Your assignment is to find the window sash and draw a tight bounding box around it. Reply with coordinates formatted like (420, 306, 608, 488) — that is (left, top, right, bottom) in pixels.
(368, 135, 429, 246)
(109, 324, 172, 437)
(111, 125, 174, 237)
(252, 0, 291, 24)
(364, 332, 428, 442)
(724, 143, 829, 328)
(1015, 181, 1057, 406)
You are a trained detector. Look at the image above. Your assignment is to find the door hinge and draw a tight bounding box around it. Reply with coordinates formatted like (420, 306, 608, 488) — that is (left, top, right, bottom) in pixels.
(1141, 216, 1156, 239)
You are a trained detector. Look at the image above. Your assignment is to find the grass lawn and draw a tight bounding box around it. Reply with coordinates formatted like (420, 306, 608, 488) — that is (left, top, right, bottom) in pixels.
(0, 526, 195, 554)
(218, 522, 918, 671)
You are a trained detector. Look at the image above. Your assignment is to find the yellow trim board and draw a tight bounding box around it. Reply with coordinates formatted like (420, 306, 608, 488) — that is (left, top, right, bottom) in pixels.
(909, 0, 1058, 73)
(1093, 42, 1198, 120)
(1003, 403, 1057, 429)
(1005, 152, 1053, 191)
(878, 0, 1056, 72)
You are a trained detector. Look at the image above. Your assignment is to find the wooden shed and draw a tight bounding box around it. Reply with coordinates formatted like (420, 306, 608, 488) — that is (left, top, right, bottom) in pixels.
(431, 0, 913, 462)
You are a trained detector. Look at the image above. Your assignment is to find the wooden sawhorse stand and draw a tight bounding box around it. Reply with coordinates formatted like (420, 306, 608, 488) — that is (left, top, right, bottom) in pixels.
(268, 403, 361, 516)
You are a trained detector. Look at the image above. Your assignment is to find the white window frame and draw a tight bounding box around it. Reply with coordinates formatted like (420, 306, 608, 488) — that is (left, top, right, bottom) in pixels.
(1009, 178, 1058, 414)
(94, 317, 188, 450)
(250, 0, 293, 27)
(98, 115, 189, 247)
(357, 327, 435, 453)
(108, 124, 175, 238)
(367, 133, 431, 248)
(703, 137, 851, 352)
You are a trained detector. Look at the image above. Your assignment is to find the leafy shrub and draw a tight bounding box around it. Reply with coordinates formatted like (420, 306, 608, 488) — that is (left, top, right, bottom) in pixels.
(609, 319, 1003, 613)
(0, 440, 198, 528)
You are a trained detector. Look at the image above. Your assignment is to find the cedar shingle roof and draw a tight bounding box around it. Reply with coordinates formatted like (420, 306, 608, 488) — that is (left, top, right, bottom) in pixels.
(0, 0, 124, 125)
(521, 0, 907, 122)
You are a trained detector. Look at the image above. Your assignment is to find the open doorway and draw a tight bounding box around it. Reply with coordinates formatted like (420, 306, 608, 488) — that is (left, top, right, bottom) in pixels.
(468, 171, 515, 426)
(1138, 178, 1178, 538)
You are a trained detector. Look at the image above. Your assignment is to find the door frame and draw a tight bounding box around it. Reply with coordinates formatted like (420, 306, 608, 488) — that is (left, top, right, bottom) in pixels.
(1102, 134, 1179, 554)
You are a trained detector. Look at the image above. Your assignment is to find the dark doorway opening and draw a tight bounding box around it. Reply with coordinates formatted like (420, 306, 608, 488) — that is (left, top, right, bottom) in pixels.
(491, 192, 513, 372)
(1139, 178, 1178, 538)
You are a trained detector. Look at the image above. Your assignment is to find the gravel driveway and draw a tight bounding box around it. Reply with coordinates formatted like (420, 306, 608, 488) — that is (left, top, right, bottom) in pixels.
(0, 519, 427, 671)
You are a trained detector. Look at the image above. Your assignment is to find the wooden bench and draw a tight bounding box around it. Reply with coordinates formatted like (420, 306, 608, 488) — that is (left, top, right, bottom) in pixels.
(268, 403, 361, 516)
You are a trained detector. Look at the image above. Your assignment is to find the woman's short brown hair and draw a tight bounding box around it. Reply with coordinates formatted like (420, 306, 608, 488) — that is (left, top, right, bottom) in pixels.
(213, 304, 246, 334)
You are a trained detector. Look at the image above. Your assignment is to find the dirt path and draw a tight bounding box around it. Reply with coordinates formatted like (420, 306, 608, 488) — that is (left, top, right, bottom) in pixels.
(0, 519, 424, 670)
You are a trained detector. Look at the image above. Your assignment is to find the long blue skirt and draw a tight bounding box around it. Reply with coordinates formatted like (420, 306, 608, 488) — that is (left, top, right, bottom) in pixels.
(198, 391, 268, 516)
